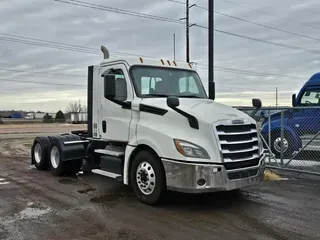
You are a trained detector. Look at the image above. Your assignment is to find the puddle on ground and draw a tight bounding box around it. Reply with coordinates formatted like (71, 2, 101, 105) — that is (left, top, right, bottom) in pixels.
(59, 178, 77, 185)
(78, 187, 97, 194)
(90, 192, 125, 203)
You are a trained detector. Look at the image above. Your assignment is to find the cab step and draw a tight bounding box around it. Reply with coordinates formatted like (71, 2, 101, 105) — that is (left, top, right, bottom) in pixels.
(94, 146, 125, 157)
(92, 169, 123, 181)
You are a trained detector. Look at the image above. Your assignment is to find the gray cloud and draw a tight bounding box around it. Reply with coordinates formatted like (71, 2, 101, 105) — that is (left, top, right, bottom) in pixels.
(1, 0, 320, 111)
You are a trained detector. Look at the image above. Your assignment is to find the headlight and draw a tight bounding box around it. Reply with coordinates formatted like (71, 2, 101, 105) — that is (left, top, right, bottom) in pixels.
(174, 139, 210, 159)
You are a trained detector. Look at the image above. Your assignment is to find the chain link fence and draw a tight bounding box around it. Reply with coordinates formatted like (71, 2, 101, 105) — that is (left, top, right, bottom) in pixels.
(236, 106, 320, 176)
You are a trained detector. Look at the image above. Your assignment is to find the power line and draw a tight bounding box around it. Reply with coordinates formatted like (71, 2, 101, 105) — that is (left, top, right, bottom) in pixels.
(53, 0, 320, 57)
(174, 1, 320, 44)
(54, 0, 183, 24)
(0, 33, 308, 80)
(0, 68, 85, 77)
(217, 0, 320, 31)
(0, 78, 85, 87)
(0, 33, 154, 58)
(196, 24, 320, 55)
(197, 65, 305, 79)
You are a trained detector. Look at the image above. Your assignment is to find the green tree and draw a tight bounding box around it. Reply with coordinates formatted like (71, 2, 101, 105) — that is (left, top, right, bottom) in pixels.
(43, 113, 53, 123)
(55, 110, 66, 123)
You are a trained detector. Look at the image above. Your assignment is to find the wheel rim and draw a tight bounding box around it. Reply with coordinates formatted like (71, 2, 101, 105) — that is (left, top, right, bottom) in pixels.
(273, 137, 288, 153)
(50, 146, 60, 169)
(136, 162, 156, 195)
(34, 143, 42, 164)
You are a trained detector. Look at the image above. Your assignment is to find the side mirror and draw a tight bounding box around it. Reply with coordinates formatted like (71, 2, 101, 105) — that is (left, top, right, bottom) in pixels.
(209, 81, 215, 100)
(292, 94, 296, 107)
(252, 98, 262, 108)
(250, 98, 262, 118)
(167, 96, 180, 108)
(104, 74, 116, 99)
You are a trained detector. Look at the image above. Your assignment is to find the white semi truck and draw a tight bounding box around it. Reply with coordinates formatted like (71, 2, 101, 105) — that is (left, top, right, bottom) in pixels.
(31, 46, 266, 205)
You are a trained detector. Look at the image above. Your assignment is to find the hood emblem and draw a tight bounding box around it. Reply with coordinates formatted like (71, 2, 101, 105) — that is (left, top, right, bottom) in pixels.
(232, 119, 244, 125)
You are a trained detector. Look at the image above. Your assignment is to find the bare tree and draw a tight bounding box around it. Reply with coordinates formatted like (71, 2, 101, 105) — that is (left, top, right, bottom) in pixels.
(66, 100, 82, 113)
(82, 105, 87, 113)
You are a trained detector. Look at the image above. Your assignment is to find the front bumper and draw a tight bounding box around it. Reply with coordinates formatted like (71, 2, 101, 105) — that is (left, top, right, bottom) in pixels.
(162, 154, 266, 193)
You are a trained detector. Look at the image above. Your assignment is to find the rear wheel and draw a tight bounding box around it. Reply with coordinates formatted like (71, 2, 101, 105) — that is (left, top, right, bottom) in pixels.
(31, 137, 50, 170)
(130, 150, 166, 205)
(49, 144, 67, 176)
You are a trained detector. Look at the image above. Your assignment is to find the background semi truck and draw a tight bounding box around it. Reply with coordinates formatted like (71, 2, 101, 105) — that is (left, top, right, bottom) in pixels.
(30, 46, 266, 205)
(261, 72, 320, 158)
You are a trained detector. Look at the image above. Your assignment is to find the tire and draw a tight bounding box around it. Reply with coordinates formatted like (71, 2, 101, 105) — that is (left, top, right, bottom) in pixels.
(130, 150, 166, 205)
(49, 143, 67, 176)
(65, 159, 83, 176)
(271, 132, 294, 159)
(31, 137, 50, 170)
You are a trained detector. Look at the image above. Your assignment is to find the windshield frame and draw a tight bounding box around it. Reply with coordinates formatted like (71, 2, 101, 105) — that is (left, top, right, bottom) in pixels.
(129, 65, 208, 99)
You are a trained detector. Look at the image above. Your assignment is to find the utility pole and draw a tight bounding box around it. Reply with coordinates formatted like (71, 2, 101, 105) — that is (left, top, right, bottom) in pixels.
(173, 33, 176, 61)
(179, 1, 195, 63)
(276, 87, 278, 106)
(208, 0, 215, 100)
(186, 0, 190, 62)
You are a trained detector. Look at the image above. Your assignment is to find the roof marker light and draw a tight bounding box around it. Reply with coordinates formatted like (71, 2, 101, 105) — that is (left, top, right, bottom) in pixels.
(161, 59, 165, 65)
(139, 57, 143, 63)
(188, 63, 192, 68)
(167, 60, 171, 66)
(173, 61, 177, 66)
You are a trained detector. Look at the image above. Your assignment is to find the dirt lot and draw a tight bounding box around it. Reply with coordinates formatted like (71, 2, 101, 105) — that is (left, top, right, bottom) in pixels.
(0, 127, 320, 239)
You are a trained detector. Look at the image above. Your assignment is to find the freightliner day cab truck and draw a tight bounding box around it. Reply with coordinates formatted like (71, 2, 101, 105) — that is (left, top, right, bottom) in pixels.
(31, 46, 266, 205)
(261, 72, 320, 158)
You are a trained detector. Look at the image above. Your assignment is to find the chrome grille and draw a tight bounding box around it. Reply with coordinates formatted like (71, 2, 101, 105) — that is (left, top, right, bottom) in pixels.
(216, 123, 260, 170)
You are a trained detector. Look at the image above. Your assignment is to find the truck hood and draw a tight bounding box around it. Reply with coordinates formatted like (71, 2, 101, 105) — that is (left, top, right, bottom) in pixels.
(140, 98, 253, 124)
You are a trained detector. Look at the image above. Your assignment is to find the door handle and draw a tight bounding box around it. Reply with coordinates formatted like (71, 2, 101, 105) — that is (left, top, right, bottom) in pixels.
(102, 121, 106, 133)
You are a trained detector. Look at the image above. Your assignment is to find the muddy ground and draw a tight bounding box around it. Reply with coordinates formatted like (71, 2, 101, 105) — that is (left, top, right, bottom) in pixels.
(0, 131, 320, 240)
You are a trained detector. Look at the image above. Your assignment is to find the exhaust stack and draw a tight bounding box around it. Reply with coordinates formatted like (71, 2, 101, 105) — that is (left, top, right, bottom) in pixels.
(101, 45, 109, 59)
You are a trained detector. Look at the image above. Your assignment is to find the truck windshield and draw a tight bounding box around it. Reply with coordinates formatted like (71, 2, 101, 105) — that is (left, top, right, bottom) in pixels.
(300, 90, 320, 106)
(130, 66, 208, 98)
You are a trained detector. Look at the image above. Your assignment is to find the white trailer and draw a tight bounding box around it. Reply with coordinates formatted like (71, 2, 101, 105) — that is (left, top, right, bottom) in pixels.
(25, 112, 47, 119)
(30, 46, 266, 205)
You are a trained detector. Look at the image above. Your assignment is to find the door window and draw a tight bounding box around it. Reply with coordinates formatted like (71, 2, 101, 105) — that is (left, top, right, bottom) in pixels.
(107, 69, 127, 101)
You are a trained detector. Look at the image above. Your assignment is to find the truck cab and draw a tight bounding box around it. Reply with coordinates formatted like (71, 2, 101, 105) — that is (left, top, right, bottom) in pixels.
(31, 46, 266, 205)
(261, 73, 320, 158)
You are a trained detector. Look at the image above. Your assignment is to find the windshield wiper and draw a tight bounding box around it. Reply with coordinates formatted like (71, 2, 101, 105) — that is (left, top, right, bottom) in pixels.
(145, 94, 170, 97)
(178, 95, 202, 98)
(145, 94, 202, 98)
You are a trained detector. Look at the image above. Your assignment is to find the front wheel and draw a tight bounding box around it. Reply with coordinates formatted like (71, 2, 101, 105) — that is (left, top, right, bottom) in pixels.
(130, 150, 166, 205)
(271, 133, 294, 159)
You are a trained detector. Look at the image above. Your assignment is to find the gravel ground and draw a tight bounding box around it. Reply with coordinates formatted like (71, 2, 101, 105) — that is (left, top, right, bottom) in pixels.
(0, 132, 320, 240)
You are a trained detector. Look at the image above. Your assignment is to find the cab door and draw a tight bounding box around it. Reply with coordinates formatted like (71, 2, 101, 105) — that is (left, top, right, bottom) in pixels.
(100, 63, 134, 142)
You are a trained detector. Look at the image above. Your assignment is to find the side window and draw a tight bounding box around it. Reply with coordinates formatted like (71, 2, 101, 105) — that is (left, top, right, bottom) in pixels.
(108, 69, 127, 101)
(179, 77, 199, 94)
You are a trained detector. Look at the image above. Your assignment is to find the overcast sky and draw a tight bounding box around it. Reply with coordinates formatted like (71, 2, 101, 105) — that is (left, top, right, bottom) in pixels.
(1, 0, 320, 112)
